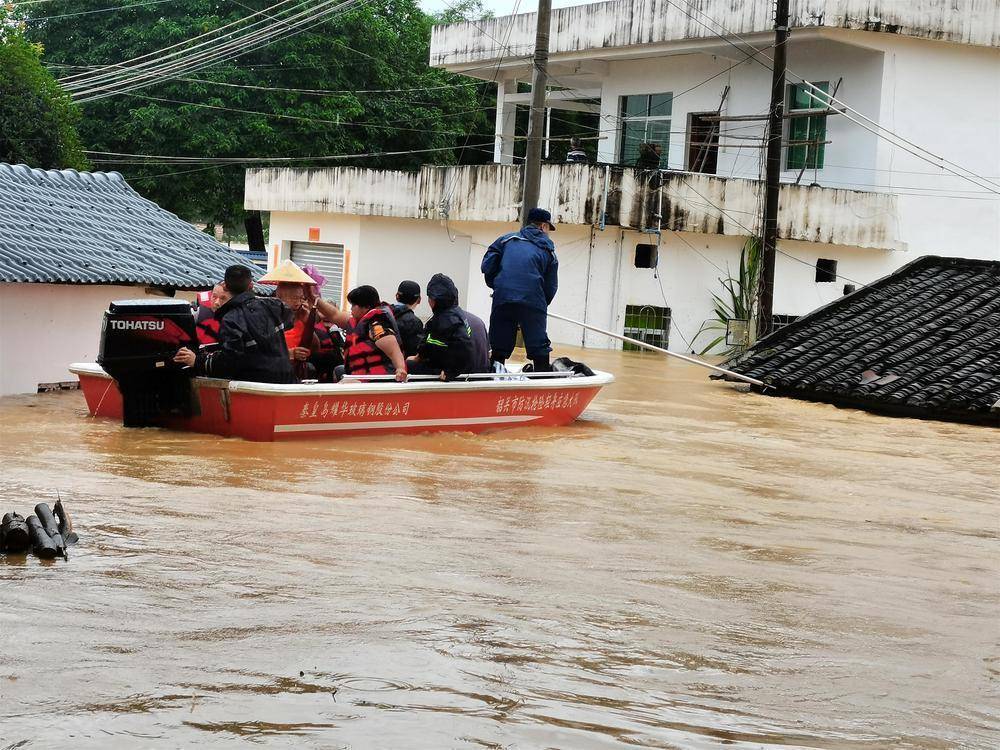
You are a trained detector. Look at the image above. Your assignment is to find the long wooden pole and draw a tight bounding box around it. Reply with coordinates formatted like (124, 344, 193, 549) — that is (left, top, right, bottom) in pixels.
(547, 311, 766, 387)
(756, 0, 790, 339)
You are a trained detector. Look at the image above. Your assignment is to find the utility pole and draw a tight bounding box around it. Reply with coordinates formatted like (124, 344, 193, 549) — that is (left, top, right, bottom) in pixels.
(520, 0, 552, 226)
(756, 0, 789, 340)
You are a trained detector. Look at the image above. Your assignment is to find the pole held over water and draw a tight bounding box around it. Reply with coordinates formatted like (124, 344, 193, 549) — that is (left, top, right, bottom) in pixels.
(547, 312, 767, 387)
(520, 0, 552, 226)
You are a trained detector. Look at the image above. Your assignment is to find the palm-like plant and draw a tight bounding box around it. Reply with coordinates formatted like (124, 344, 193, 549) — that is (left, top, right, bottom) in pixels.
(693, 236, 762, 356)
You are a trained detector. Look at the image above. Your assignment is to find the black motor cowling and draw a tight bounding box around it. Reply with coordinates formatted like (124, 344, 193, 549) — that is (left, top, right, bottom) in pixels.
(97, 299, 199, 427)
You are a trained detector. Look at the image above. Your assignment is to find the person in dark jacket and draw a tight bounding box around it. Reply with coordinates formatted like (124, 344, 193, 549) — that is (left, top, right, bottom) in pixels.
(481, 207, 558, 371)
(173, 265, 295, 384)
(460, 308, 490, 372)
(407, 274, 475, 381)
(391, 280, 425, 357)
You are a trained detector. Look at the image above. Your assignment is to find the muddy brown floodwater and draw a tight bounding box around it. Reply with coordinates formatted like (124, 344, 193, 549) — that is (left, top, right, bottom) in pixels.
(0, 348, 997, 749)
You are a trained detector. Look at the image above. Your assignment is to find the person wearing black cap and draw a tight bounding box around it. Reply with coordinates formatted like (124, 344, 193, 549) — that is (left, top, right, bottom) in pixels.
(406, 274, 475, 381)
(392, 280, 425, 358)
(481, 207, 558, 372)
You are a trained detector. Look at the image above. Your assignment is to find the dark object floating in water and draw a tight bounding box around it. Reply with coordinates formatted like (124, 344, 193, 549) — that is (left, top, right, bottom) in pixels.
(35, 503, 67, 560)
(1, 512, 30, 553)
(25, 515, 58, 559)
(55, 499, 79, 545)
(1, 500, 80, 560)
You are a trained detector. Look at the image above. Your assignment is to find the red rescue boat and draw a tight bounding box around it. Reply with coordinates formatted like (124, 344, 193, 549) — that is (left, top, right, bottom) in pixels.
(69, 363, 614, 442)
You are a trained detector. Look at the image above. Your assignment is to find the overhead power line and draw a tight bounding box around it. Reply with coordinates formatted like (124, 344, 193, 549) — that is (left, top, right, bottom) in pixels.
(66, 0, 364, 101)
(84, 141, 496, 164)
(24, 0, 174, 22)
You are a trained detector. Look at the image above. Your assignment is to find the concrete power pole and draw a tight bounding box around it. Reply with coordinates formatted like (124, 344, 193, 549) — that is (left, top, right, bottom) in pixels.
(756, 0, 789, 339)
(520, 0, 552, 226)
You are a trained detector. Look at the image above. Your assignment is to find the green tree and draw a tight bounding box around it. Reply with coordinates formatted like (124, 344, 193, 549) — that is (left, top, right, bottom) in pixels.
(25, 0, 490, 230)
(0, 7, 87, 170)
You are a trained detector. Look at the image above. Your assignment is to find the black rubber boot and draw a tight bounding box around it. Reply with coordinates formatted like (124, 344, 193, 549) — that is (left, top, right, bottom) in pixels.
(530, 355, 551, 372)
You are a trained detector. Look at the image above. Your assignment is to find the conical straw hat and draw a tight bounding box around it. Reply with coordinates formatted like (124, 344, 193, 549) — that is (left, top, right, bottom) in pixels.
(259, 259, 315, 285)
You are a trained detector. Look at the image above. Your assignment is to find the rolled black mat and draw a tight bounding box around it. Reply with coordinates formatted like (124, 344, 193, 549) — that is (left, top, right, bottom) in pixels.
(26, 515, 58, 559)
(35, 503, 66, 556)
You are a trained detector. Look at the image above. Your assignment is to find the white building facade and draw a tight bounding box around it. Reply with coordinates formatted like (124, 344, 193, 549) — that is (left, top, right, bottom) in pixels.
(247, 0, 1000, 353)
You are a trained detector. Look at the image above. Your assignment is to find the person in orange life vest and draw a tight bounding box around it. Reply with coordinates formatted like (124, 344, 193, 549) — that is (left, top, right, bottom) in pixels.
(195, 283, 232, 348)
(308, 284, 408, 382)
(309, 312, 345, 382)
(275, 282, 318, 365)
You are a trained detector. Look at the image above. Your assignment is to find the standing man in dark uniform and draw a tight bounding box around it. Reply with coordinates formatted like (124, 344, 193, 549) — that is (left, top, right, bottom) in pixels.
(481, 207, 558, 372)
(173, 265, 295, 383)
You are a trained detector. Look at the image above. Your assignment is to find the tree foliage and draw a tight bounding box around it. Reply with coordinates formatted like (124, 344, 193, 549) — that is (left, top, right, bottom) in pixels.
(24, 0, 492, 228)
(0, 7, 88, 170)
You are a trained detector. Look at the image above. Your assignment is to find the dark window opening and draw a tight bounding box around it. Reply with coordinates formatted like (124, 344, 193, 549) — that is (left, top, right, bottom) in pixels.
(634, 243, 658, 268)
(623, 305, 670, 351)
(816, 258, 838, 282)
(687, 112, 719, 174)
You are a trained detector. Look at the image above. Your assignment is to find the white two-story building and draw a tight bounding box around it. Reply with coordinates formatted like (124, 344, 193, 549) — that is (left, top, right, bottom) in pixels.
(246, 0, 999, 353)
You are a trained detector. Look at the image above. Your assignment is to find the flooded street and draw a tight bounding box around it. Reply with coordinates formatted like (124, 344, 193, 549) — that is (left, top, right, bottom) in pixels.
(1, 348, 997, 749)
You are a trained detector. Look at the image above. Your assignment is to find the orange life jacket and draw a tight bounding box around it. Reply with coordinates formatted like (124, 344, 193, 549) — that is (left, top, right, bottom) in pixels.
(344, 307, 396, 375)
(195, 309, 221, 347)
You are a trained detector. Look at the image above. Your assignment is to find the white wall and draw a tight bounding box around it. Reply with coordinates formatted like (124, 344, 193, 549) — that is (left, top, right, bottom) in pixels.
(865, 34, 1000, 260)
(0, 284, 195, 396)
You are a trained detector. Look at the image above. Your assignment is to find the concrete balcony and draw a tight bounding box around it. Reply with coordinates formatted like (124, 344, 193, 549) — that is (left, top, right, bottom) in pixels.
(245, 163, 904, 251)
(430, 0, 999, 71)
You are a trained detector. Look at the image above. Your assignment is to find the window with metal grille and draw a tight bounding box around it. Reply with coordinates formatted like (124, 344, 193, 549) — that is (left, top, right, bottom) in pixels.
(289, 241, 345, 304)
(623, 305, 670, 351)
(619, 93, 672, 167)
(786, 81, 830, 170)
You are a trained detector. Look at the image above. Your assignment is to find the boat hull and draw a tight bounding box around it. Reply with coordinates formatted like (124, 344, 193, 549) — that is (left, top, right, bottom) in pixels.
(69, 364, 613, 442)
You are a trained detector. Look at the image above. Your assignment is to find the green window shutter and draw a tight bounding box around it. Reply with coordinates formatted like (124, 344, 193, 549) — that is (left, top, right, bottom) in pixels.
(649, 92, 673, 117)
(621, 120, 646, 165)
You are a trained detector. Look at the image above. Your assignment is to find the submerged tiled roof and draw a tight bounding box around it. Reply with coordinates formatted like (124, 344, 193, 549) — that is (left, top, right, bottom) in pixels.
(731, 256, 1000, 425)
(0, 163, 257, 288)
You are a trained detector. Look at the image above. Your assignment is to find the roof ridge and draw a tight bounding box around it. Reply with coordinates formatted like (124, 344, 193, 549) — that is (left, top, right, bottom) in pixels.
(0, 162, 127, 186)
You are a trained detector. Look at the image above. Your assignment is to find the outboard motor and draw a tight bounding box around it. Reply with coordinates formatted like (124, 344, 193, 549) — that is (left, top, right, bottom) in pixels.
(97, 299, 199, 427)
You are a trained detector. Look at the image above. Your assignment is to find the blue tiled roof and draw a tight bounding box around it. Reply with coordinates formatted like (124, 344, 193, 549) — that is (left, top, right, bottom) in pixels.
(730, 256, 1000, 426)
(0, 163, 258, 288)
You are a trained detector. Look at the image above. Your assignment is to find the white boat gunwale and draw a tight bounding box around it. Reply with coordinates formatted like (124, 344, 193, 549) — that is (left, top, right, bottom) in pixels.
(68, 363, 615, 396)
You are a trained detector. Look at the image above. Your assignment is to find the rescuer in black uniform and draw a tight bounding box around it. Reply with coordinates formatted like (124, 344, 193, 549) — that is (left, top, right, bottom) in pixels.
(406, 273, 475, 381)
(173, 265, 295, 383)
(391, 280, 425, 357)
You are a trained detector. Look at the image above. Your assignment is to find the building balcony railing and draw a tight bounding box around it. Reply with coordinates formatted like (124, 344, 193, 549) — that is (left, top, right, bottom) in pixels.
(245, 163, 905, 251)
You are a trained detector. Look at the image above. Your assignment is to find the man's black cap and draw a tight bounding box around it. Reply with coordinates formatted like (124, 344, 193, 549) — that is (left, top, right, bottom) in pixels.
(426, 273, 459, 308)
(526, 207, 555, 231)
(396, 280, 421, 304)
